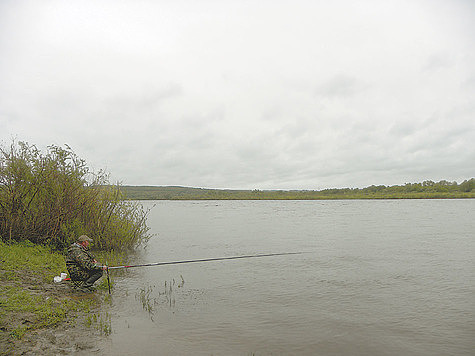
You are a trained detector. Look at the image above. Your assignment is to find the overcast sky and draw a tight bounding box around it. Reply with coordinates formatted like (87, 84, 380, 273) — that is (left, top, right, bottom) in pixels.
(1, 0, 474, 190)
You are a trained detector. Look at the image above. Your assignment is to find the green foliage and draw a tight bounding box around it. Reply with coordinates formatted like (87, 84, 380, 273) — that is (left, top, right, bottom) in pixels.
(120, 179, 475, 200)
(459, 178, 475, 192)
(0, 141, 150, 250)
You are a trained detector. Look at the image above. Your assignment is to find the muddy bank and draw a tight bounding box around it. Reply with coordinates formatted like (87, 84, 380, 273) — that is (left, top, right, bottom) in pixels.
(0, 271, 108, 356)
(4, 313, 102, 356)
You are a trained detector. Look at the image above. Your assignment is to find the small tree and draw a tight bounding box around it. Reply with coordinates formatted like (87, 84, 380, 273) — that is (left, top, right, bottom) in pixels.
(0, 141, 150, 250)
(459, 178, 475, 193)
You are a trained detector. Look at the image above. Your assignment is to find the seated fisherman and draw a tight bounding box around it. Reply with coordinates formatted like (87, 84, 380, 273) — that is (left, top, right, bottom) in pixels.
(66, 235, 107, 292)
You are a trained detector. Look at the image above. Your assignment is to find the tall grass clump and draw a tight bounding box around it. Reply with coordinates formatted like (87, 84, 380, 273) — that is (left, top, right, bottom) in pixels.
(0, 141, 150, 251)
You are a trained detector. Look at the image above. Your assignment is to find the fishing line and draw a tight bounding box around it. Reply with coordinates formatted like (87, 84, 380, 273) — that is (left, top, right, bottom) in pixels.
(105, 251, 306, 270)
(102, 251, 307, 294)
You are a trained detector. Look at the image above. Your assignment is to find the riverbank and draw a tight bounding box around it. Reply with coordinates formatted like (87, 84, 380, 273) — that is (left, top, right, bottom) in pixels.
(0, 241, 110, 355)
(119, 180, 475, 200)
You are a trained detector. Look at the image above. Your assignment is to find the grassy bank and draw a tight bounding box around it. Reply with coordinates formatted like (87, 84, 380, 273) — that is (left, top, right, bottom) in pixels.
(0, 241, 119, 355)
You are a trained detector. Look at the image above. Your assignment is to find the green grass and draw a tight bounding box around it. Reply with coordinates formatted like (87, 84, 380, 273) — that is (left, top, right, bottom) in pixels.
(0, 285, 91, 339)
(0, 240, 66, 282)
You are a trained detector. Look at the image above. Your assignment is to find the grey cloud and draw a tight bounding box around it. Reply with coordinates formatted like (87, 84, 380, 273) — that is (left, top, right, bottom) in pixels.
(315, 74, 359, 98)
(423, 52, 453, 71)
(1, 0, 474, 190)
(462, 75, 475, 90)
(107, 84, 183, 111)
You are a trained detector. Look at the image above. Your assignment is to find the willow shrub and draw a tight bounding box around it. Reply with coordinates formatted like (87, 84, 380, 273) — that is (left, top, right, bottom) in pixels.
(0, 141, 150, 251)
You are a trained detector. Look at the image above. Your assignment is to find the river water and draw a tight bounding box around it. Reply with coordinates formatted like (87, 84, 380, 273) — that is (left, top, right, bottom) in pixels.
(96, 200, 474, 355)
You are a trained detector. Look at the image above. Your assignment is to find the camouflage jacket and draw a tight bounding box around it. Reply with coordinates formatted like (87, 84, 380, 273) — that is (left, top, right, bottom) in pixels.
(66, 243, 101, 280)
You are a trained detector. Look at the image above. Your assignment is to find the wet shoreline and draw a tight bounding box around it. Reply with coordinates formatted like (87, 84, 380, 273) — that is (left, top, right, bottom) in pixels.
(0, 269, 108, 356)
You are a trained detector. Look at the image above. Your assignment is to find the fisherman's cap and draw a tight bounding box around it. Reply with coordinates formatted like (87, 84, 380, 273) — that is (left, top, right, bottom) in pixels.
(77, 235, 93, 243)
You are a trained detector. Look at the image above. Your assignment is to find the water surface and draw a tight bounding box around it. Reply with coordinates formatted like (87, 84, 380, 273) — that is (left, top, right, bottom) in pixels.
(97, 200, 474, 355)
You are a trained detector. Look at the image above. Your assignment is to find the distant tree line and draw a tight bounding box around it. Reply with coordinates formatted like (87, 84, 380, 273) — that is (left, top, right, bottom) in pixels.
(120, 179, 475, 200)
(0, 141, 150, 250)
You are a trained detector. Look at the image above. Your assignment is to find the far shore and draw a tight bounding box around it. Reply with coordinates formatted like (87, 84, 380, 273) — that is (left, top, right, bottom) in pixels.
(119, 182, 475, 200)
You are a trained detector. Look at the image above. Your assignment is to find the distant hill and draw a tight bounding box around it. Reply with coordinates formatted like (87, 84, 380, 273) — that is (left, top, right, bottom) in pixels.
(119, 179, 475, 200)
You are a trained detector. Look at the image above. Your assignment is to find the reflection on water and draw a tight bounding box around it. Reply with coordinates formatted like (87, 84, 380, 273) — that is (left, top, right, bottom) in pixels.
(97, 200, 475, 356)
(135, 276, 185, 321)
(135, 285, 156, 320)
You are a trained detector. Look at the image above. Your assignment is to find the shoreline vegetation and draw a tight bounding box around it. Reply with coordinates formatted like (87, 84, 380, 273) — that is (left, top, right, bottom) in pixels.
(0, 141, 149, 354)
(120, 179, 475, 200)
(0, 141, 151, 250)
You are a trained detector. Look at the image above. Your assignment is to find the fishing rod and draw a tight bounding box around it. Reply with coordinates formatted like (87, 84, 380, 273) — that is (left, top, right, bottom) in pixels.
(105, 251, 305, 270)
(105, 260, 111, 294)
(101, 252, 306, 294)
